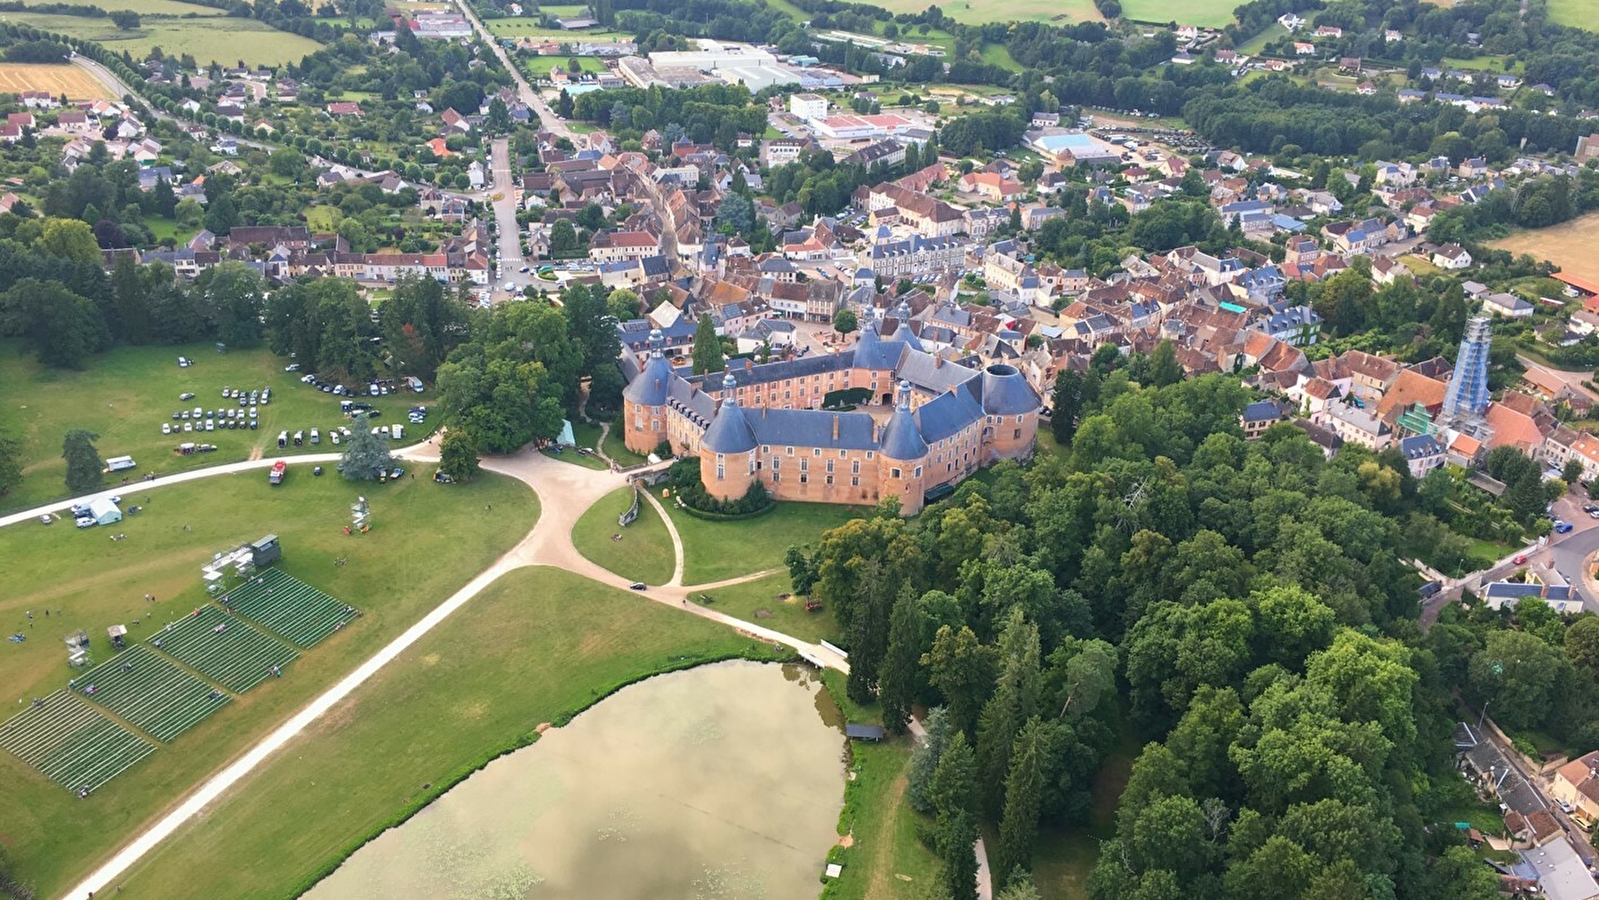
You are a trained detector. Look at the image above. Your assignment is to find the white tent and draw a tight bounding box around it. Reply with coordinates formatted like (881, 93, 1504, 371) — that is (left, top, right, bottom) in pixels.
(88, 497, 122, 525)
(557, 419, 576, 447)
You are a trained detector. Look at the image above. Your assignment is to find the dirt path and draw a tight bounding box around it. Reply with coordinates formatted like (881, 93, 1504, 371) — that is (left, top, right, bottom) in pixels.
(641, 490, 685, 586)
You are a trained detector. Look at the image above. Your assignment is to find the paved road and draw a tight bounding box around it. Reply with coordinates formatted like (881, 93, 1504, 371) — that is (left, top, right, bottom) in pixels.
(451, 0, 574, 143)
(73, 57, 276, 155)
(58, 443, 851, 899)
(488, 136, 529, 298)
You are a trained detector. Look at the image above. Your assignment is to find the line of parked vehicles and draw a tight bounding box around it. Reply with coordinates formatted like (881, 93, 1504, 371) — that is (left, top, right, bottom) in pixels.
(162, 386, 272, 435)
(297, 373, 424, 397)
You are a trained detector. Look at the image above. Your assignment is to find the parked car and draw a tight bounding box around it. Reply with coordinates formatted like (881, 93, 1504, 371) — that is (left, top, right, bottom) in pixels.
(177, 356, 191, 367)
(1514, 553, 1530, 564)
(629, 582, 646, 590)
(1556, 521, 1574, 534)
(179, 392, 195, 401)
(285, 363, 301, 372)
(38, 514, 52, 525)
(162, 423, 171, 435)
(310, 428, 320, 445)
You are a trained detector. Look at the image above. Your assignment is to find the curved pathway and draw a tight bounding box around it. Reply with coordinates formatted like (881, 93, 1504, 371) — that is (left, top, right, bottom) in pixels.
(61, 443, 849, 900)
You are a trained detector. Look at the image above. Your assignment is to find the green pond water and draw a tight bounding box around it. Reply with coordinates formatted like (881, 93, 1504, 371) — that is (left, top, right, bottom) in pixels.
(303, 660, 846, 899)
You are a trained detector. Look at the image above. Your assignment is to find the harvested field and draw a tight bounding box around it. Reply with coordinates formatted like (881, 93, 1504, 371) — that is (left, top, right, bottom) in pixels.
(0, 63, 113, 100)
(1492, 212, 1599, 284)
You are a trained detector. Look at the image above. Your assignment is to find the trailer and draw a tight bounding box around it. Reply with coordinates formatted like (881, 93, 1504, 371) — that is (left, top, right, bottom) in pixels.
(269, 461, 286, 485)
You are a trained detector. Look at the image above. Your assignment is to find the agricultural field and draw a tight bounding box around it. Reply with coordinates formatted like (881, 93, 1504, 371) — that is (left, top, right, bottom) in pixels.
(0, 470, 538, 897)
(857, 0, 1102, 25)
(483, 17, 626, 39)
(1120, 0, 1239, 26)
(1, 11, 321, 66)
(0, 63, 112, 100)
(102, 566, 780, 900)
(18, 0, 229, 14)
(1547, 0, 1597, 27)
(1492, 211, 1599, 283)
(0, 342, 434, 513)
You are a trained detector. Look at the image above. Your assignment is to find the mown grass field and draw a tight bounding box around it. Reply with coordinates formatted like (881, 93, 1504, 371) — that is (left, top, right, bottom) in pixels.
(815, 669, 941, 900)
(1548, 0, 1599, 28)
(20, 0, 227, 13)
(694, 570, 842, 644)
(0, 470, 538, 898)
(3, 10, 321, 65)
(571, 485, 676, 585)
(105, 566, 782, 900)
(0, 341, 433, 513)
(0, 62, 112, 100)
(655, 491, 868, 585)
(1492, 211, 1599, 283)
(1121, 0, 1239, 26)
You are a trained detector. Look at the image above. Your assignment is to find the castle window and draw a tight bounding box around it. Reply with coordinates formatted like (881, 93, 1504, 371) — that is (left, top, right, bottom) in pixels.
(773, 459, 781, 471)
(1016, 415, 1024, 424)
(786, 446, 794, 455)
(814, 448, 821, 456)
(866, 451, 874, 460)
(826, 460, 835, 473)
(852, 460, 861, 475)
(716, 463, 725, 479)
(800, 460, 809, 472)
(826, 475, 834, 485)
(800, 473, 808, 484)
(1015, 428, 1022, 439)
(851, 476, 860, 487)
(914, 466, 922, 477)
(891, 467, 901, 479)
(839, 449, 846, 458)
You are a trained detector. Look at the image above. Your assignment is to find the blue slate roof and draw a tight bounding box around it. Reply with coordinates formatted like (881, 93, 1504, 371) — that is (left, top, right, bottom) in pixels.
(1242, 399, 1285, 423)
(916, 387, 983, 444)
(879, 403, 928, 460)
(624, 351, 676, 406)
(1400, 434, 1443, 460)
(748, 407, 878, 450)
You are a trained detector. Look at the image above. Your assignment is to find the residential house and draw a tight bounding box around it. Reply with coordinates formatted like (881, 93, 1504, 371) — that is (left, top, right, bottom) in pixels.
(1432, 243, 1473, 270)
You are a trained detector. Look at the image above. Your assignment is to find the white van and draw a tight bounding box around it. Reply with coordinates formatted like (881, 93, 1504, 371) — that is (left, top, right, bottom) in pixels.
(391, 423, 404, 440)
(105, 456, 137, 472)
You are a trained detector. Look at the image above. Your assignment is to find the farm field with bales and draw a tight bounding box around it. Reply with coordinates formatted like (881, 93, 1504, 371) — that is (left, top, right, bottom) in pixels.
(0, 62, 113, 100)
(1492, 212, 1599, 283)
(2, 10, 321, 65)
(0, 470, 537, 897)
(0, 341, 435, 514)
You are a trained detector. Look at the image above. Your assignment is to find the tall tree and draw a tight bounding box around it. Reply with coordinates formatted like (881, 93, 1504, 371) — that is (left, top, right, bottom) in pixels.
(437, 429, 481, 482)
(338, 412, 394, 481)
(1050, 368, 1085, 445)
(1, 279, 107, 368)
(907, 706, 951, 814)
(1147, 339, 1182, 387)
(61, 429, 103, 494)
(923, 625, 996, 737)
(879, 587, 925, 734)
(993, 717, 1051, 887)
(976, 609, 1041, 816)
(691, 313, 724, 374)
(931, 730, 981, 900)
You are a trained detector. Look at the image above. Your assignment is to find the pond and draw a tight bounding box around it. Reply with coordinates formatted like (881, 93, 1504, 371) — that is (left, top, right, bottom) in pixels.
(304, 660, 846, 900)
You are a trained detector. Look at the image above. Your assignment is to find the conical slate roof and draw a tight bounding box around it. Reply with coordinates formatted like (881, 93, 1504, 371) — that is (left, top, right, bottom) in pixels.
(981, 364, 1037, 416)
(623, 351, 674, 406)
(702, 372, 758, 454)
(879, 381, 928, 461)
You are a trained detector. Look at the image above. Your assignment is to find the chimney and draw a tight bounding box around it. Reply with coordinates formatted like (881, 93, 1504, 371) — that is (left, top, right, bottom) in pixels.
(832, 415, 840, 441)
(935, 355, 943, 369)
(745, 358, 753, 371)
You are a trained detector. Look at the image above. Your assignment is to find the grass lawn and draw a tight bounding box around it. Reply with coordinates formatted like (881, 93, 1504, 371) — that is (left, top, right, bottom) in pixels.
(572, 486, 675, 585)
(303, 205, 341, 231)
(139, 211, 191, 245)
(1402, 254, 1444, 278)
(524, 54, 607, 76)
(1493, 211, 1599, 284)
(695, 571, 842, 644)
(655, 492, 869, 585)
(106, 567, 784, 899)
(1120, 0, 1238, 25)
(1236, 22, 1286, 54)
(484, 17, 627, 39)
(1549, 0, 1599, 29)
(1440, 804, 1510, 836)
(814, 670, 941, 900)
(0, 470, 537, 897)
(0, 341, 433, 514)
(600, 421, 649, 466)
(3, 11, 321, 65)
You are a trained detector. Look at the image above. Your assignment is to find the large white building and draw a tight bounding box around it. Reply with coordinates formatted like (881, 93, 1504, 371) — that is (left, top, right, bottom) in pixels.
(789, 93, 828, 121)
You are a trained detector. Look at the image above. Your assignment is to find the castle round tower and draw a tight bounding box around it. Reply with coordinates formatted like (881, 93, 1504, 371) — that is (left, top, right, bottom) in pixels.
(876, 380, 930, 516)
(699, 371, 758, 502)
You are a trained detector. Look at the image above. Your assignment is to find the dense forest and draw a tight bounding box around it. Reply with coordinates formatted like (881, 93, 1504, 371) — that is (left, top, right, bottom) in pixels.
(786, 349, 1590, 900)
